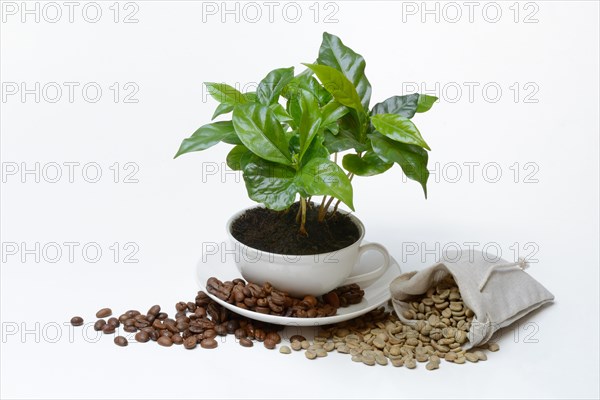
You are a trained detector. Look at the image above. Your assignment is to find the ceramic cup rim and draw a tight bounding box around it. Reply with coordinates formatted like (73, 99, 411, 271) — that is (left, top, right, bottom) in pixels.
(225, 204, 366, 259)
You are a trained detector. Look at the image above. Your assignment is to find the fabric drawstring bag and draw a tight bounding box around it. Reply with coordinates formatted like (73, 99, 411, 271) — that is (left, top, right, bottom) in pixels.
(390, 250, 554, 350)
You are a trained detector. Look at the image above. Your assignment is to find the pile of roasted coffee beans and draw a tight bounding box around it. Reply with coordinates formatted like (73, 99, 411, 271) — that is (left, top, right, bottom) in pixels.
(70, 291, 283, 349)
(206, 277, 364, 317)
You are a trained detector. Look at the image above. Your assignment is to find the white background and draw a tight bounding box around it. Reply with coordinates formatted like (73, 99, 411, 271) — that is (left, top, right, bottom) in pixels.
(1, 1, 598, 399)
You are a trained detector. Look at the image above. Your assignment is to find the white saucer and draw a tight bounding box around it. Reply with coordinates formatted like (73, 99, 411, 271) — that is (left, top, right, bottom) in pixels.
(195, 243, 401, 326)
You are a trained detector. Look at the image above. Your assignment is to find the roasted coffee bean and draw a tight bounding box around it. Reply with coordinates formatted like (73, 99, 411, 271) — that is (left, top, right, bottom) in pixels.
(323, 291, 340, 308)
(114, 336, 128, 347)
(226, 320, 239, 334)
(239, 338, 253, 347)
(107, 317, 120, 327)
(254, 329, 266, 342)
(124, 318, 136, 327)
(157, 312, 168, 320)
(125, 310, 140, 318)
(102, 324, 116, 334)
(70, 316, 84, 326)
(160, 330, 173, 338)
(118, 314, 129, 323)
(148, 330, 160, 341)
(200, 338, 218, 349)
(175, 311, 187, 319)
(234, 328, 246, 339)
(264, 338, 277, 349)
(215, 324, 227, 336)
(265, 332, 281, 344)
(93, 319, 106, 331)
(172, 334, 183, 345)
(135, 321, 149, 329)
(123, 325, 137, 333)
(194, 307, 206, 318)
(176, 322, 189, 332)
(96, 308, 112, 318)
(186, 302, 196, 312)
(135, 331, 150, 343)
(289, 335, 306, 343)
(157, 336, 173, 347)
(165, 322, 178, 334)
(147, 305, 161, 316)
(152, 320, 166, 330)
(203, 329, 217, 339)
(184, 336, 197, 349)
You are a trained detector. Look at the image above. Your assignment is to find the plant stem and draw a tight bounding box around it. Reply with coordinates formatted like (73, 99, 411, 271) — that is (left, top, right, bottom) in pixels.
(299, 197, 308, 236)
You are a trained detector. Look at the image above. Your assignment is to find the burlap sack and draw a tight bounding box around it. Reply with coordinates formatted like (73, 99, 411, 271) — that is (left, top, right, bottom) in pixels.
(390, 250, 554, 350)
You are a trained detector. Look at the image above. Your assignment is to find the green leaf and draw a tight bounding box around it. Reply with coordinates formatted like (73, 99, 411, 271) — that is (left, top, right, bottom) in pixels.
(324, 122, 339, 136)
(299, 158, 354, 210)
(416, 94, 438, 113)
(317, 32, 372, 110)
(242, 157, 298, 210)
(174, 121, 235, 158)
(244, 92, 258, 102)
(324, 129, 367, 153)
(303, 63, 364, 113)
(257, 67, 294, 105)
(321, 101, 349, 126)
(371, 114, 431, 150)
(289, 90, 322, 161)
(221, 130, 242, 145)
(300, 135, 329, 168)
(270, 103, 293, 122)
(204, 82, 247, 105)
(212, 102, 234, 120)
(369, 133, 429, 197)
(284, 73, 332, 106)
(226, 145, 250, 170)
(342, 151, 393, 177)
(371, 94, 419, 119)
(232, 103, 292, 166)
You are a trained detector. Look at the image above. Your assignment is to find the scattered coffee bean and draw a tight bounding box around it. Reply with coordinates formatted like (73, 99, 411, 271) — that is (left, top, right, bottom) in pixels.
(157, 336, 173, 347)
(201, 338, 218, 349)
(107, 317, 120, 327)
(263, 339, 277, 350)
(305, 350, 317, 359)
(279, 345, 291, 354)
(239, 338, 253, 347)
(102, 324, 116, 334)
(289, 335, 306, 343)
(184, 336, 197, 349)
(96, 308, 112, 318)
(487, 343, 500, 352)
(70, 316, 84, 326)
(93, 319, 106, 331)
(135, 331, 149, 343)
(114, 336, 128, 347)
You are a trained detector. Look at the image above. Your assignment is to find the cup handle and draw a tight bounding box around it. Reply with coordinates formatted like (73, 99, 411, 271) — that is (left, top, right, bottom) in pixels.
(342, 242, 391, 286)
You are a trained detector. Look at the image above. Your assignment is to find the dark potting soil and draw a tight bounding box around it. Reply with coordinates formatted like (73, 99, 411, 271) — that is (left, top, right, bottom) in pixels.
(231, 202, 361, 255)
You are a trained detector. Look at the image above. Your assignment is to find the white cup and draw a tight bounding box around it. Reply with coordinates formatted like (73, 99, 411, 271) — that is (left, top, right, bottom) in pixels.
(225, 207, 391, 297)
